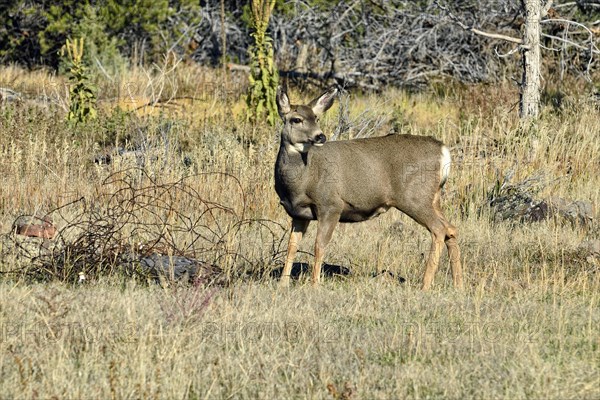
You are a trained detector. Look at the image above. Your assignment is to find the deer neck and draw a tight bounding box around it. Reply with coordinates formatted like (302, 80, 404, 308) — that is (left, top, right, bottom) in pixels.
(275, 141, 311, 189)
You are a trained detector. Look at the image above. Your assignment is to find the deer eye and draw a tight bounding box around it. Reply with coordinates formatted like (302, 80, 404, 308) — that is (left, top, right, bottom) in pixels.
(290, 117, 302, 124)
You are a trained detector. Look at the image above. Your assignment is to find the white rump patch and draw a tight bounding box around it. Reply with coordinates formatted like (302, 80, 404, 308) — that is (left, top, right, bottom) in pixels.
(440, 146, 451, 186)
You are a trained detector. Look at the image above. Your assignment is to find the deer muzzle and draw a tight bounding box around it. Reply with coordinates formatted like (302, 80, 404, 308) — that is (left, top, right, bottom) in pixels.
(313, 133, 326, 146)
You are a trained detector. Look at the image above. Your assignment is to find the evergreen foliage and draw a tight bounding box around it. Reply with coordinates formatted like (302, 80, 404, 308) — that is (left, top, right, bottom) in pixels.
(0, 0, 201, 69)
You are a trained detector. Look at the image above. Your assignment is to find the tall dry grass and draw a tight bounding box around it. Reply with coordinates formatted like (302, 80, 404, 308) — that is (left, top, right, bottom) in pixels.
(0, 64, 598, 399)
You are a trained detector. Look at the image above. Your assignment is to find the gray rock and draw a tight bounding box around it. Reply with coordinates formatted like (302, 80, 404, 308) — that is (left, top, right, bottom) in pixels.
(489, 190, 550, 223)
(487, 177, 595, 226)
(137, 254, 224, 285)
(548, 197, 595, 226)
(13, 214, 56, 239)
(578, 239, 600, 256)
(0, 87, 22, 103)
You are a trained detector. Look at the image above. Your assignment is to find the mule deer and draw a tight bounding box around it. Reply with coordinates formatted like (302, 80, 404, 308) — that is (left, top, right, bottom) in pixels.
(274, 87, 463, 290)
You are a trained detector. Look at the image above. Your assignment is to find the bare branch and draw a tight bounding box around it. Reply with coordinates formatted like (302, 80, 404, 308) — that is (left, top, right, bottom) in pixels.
(553, 2, 576, 9)
(542, 17, 600, 32)
(495, 45, 521, 58)
(542, 33, 600, 54)
(435, 0, 523, 44)
(554, 1, 600, 9)
(463, 27, 523, 44)
(541, 16, 599, 78)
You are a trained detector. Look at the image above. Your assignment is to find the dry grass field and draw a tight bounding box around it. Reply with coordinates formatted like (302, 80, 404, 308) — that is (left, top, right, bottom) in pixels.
(0, 64, 598, 399)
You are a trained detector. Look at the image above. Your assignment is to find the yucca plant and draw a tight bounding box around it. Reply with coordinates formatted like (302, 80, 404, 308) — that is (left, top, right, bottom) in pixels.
(60, 38, 97, 124)
(246, 0, 279, 126)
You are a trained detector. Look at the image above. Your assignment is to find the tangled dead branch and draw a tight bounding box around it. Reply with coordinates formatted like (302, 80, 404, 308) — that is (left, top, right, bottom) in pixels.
(0, 168, 287, 285)
(193, 1, 598, 91)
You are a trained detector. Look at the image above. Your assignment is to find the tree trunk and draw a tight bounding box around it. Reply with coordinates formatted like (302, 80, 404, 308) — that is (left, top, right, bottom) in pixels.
(220, 0, 227, 72)
(520, 0, 542, 118)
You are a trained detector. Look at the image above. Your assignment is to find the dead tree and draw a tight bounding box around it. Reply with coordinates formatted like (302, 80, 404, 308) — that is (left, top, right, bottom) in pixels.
(521, 0, 544, 117)
(437, 0, 599, 118)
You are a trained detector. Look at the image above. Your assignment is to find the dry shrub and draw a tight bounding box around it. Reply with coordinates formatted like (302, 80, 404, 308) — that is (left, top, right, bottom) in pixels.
(0, 168, 286, 284)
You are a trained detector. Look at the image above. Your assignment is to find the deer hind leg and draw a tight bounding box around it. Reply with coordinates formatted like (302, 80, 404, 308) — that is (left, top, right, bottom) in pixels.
(313, 213, 340, 285)
(421, 191, 462, 290)
(444, 224, 463, 289)
(422, 227, 445, 291)
(280, 219, 310, 287)
(422, 214, 463, 290)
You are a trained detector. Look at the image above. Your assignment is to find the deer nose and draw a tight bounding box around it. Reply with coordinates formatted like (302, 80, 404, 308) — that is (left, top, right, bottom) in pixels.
(314, 133, 326, 144)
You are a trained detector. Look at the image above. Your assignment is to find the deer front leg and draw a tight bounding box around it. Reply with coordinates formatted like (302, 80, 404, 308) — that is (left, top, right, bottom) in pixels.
(280, 219, 310, 287)
(313, 214, 339, 285)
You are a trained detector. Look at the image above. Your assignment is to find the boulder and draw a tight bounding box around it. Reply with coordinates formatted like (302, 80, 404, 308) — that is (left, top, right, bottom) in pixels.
(137, 254, 225, 285)
(547, 197, 595, 226)
(487, 178, 594, 226)
(13, 215, 56, 239)
(0, 87, 22, 104)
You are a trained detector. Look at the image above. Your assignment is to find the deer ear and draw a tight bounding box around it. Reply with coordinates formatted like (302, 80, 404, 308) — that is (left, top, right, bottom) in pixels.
(309, 87, 337, 117)
(276, 86, 291, 118)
